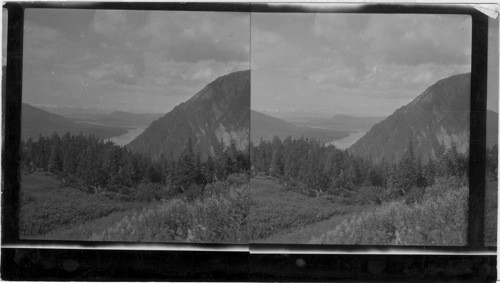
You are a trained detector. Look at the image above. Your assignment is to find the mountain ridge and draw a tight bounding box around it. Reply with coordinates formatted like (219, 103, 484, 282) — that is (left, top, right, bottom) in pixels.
(349, 73, 473, 162)
(127, 70, 250, 159)
(251, 110, 349, 144)
(21, 103, 128, 140)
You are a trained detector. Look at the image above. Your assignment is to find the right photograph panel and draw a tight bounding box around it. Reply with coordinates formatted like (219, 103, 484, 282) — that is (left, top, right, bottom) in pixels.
(249, 13, 475, 245)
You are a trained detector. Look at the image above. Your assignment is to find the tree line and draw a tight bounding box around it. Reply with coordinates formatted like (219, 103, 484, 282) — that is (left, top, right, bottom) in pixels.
(21, 132, 249, 197)
(251, 136, 470, 200)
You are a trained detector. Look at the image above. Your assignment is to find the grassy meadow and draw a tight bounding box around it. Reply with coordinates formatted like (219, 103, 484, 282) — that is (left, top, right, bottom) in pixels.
(91, 180, 249, 243)
(20, 173, 139, 239)
(485, 181, 498, 246)
(20, 172, 249, 243)
(19, 173, 497, 245)
(249, 176, 360, 241)
(249, 176, 483, 246)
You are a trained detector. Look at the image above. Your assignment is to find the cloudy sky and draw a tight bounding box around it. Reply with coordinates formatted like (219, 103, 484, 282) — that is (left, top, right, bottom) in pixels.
(21, 9, 249, 113)
(251, 13, 472, 117)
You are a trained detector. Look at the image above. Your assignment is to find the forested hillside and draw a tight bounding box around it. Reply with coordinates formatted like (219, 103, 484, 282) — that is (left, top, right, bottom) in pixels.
(21, 132, 249, 198)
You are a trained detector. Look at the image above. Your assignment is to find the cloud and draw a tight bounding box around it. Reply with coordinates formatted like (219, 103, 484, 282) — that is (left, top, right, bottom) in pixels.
(87, 60, 137, 85)
(313, 14, 471, 70)
(22, 10, 250, 113)
(92, 10, 128, 38)
(136, 11, 249, 63)
(251, 13, 472, 115)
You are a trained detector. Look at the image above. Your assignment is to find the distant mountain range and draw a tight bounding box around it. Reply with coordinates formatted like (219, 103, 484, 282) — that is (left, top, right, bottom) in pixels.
(90, 111, 164, 126)
(288, 114, 385, 132)
(21, 103, 128, 140)
(251, 110, 349, 144)
(127, 70, 250, 159)
(326, 115, 386, 131)
(349, 73, 497, 162)
(34, 105, 112, 120)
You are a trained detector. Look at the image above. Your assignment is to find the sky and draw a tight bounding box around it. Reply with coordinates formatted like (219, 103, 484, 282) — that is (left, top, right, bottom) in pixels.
(251, 13, 473, 117)
(20, 9, 249, 113)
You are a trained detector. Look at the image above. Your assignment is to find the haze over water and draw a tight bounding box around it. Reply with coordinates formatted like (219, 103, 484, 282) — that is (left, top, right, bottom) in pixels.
(109, 127, 146, 146)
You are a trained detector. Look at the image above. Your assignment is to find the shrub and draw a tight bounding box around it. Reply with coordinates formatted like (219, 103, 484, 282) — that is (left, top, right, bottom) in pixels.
(186, 183, 204, 202)
(404, 186, 425, 205)
(132, 183, 165, 202)
(91, 182, 249, 243)
(280, 178, 308, 194)
(226, 173, 249, 188)
(309, 182, 468, 246)
(423, 176, 465, 201)
(354, 186, 386, 205)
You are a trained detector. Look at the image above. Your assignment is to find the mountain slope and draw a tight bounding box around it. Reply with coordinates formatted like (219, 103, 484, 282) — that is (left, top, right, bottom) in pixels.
(251, 110, 349, 144)
(127, 70, 250, 159)
(21, 103, 128, 140)
(349, 73, 472, 162)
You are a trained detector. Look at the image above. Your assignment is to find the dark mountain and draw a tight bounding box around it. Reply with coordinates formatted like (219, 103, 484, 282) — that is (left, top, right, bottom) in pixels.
(35, 105, 111, 120)
(349, 73, 472, 163)
(21, 103, 128, 140)
(127, 70, 250, 159)
(251, 110, 349, 144)
(94, 111, 164, 126)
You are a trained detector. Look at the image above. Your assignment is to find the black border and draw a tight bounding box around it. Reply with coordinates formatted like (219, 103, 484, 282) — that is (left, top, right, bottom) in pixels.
(1, 2, 496, 281)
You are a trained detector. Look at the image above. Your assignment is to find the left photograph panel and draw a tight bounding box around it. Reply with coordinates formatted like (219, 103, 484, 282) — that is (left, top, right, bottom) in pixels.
(17, 9, 250, 243)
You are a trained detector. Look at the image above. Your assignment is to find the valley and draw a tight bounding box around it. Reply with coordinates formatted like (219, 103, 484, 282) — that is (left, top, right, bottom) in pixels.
(250, 72, 498, 246)
(19, 70, 252, 243)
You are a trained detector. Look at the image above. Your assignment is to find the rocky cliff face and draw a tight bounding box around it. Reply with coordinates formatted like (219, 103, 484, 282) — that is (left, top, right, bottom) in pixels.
(349, 73, 472, 163)
(127, 70, 250, 159)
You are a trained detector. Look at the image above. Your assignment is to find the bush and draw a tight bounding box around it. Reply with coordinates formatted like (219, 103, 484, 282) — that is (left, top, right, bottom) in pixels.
(132, 183, 164, 202)
(91, 182, 249, 243)
(280, 178, 308, 195)
(227, 173, 249, 188)
(423, 176, 465, 201)
(186, 183, 204, 202)
(309, 182, 468, 246)
(354, 186, 386, 205)
(404, 186, 425, 205)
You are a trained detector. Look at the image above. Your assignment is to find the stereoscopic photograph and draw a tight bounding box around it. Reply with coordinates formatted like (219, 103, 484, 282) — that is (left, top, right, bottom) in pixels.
(248, 13, 497, 245)
(3, 4, 497, 249)
(16, 9, 250, 243)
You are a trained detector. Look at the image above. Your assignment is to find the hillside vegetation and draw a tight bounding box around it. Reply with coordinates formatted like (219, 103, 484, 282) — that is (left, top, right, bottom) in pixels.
(309, 177, 468, 245)
(92, 175, 249, 243)
(249, 176, 356, 241)
(20, 173, 136, 238)
(250, 134, 480, 245)
(20, 130, 250, 242)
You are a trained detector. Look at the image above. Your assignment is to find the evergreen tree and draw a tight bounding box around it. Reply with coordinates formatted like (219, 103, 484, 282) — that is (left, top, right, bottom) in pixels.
(47, 132, 62, 173)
